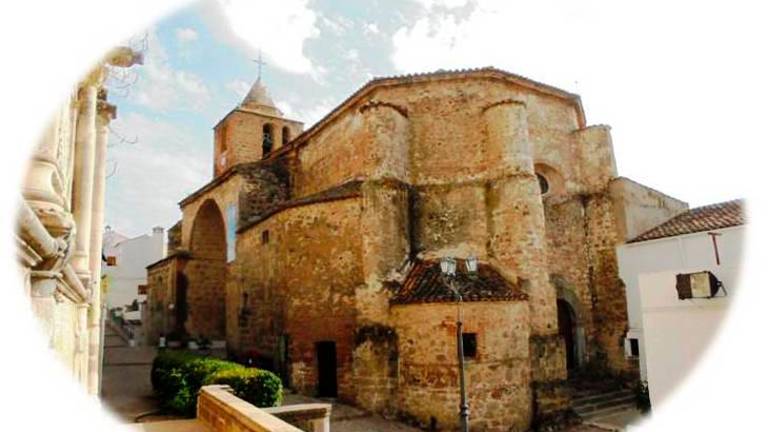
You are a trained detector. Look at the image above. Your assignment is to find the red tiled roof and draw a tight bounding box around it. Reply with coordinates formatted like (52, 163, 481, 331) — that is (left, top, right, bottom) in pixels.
(629, 199, 745, 243)
(390, 260, 527, 305)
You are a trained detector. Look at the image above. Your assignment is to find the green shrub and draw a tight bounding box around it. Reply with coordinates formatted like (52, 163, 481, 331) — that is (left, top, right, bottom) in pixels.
(184, 356, 243, 393)
(151, 350, 199, 397)
(634, 380, 651, 413)
(206, 368, 283, 408)
(150, 351, 280, 417)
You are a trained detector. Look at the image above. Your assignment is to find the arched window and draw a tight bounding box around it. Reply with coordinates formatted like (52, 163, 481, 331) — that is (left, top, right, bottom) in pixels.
(534, 162, 564, 196)
(282, 126, 290, 146)
(262, 123, 274, 157)
(537, 173, 550, 195)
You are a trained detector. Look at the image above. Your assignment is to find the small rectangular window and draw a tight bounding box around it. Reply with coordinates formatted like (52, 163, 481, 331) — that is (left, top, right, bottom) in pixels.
(106, 256, 117, 266)
(462, 333, 477, 358)
(261, 230, 270, 245)
(630, 338, 640, 357)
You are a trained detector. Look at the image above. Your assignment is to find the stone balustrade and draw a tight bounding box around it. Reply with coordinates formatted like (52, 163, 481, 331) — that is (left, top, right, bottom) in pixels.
(197, 385, 331, 432)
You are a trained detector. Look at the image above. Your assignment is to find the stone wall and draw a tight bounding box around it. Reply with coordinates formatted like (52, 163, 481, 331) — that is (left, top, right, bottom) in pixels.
(610, 177, 689, 242)
(391, 302, 532, 431)
(233, 198, 364, 401)
(197, 385, 305, 432)
(146, 258, 174, 343)
(165, 69, 688, 429)
(214, 110, 303, 176)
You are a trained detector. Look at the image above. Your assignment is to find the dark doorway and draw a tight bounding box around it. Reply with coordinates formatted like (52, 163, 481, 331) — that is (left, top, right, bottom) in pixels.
(174, 272, 188, 335)
(557, 299, 577, 371)
(316, 341, 338, 397)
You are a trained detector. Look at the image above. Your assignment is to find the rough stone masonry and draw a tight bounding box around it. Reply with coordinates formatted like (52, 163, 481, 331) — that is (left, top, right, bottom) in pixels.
(145, 67, 688, 431)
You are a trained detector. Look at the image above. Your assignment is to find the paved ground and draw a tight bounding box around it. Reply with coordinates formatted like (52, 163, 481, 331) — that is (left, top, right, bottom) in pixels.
(283, 392, 420, 431)
(584, 408, 647, 431)
(101, 325, 161, 422)
(101, 330, 640, 431)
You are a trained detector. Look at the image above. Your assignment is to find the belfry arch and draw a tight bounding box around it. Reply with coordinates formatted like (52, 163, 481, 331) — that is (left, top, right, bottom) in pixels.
(184, 199, 227, 339)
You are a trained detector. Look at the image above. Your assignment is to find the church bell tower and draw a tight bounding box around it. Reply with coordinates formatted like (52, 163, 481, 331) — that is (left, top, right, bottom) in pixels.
(212, 70, 303, 177)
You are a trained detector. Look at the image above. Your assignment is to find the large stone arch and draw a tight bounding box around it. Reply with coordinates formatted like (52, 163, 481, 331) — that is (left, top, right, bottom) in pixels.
(184, 199, 227, 339)
(551, 274, 587, 370)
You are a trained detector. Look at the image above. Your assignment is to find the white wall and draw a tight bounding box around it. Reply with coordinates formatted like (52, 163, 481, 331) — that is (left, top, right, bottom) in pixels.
(103, 227, 166, 309)
(617, 226, 743, 404)
(638, 268, 738, 408)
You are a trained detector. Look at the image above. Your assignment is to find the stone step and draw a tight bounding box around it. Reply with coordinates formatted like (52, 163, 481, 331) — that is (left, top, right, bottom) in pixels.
(573, 389, 633, 407)
(574, 394, 636, 414)
(580, 402, 638, 421)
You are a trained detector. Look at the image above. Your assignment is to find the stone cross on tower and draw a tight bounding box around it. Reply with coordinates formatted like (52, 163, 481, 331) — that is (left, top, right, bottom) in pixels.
(253, 51, 266, 82)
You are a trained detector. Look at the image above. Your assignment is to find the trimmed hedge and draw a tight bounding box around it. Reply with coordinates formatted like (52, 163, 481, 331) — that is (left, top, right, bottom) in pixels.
(206, 367, 283, 408)
(151, 351, 282, 416)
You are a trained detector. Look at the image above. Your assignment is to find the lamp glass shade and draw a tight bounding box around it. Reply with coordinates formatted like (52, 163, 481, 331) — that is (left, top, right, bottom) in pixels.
(466, 255, 478, 273)
(440, 257, 456, 276)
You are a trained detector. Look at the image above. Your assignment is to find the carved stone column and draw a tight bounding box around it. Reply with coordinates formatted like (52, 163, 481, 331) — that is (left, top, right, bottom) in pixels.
(75, 303, 90, 386)
(86, 96, 115, 395)
(29, 271, 61, 347)
(71, 73, 101, 282)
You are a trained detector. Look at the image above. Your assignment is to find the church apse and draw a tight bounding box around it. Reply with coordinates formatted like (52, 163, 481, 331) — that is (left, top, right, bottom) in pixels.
(151, 68, 689, 431)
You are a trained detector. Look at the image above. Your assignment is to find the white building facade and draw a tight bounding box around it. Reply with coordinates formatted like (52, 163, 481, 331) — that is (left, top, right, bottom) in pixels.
(617, 200, 745, 407)
(102, 226, 166, 311)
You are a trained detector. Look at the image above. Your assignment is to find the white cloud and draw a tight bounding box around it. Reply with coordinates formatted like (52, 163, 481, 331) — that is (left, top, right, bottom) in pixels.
(320, 14, 354, 36)
(175, 27, 198, 43)
(276, 98, 337, 128)
(226, 79, 251, 99)
(412, 0, 470, 9)
(389, 0, 755, 206)
(344, 49, 359, 61)
(391, 0, 584, 80)
(215, 0, 319, 74)
(363, 22, 380, 36)
(105, 112, 210, 236)
(129, 29, 211, 112)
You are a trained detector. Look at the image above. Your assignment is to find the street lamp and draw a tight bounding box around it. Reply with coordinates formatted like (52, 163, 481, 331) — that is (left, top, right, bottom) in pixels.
(440, 255, 478, 432)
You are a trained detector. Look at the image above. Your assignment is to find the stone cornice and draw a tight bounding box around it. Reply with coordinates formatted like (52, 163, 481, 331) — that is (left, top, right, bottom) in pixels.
(481, 98, 527, 113)
(358, 100, 408, 118)
(268, 67, 586, 161)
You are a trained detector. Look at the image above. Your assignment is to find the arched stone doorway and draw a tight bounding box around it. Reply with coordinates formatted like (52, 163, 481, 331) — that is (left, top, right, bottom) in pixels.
(552, 274, 587, 372)
(174, 272, 188, 336)
(186, 199, 227, 339)
(557, 299, 577, 371)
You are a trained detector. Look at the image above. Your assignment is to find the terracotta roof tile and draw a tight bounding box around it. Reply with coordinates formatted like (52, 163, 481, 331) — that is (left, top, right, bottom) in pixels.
(390, 260, 527, 305)
(629, 199, 745, 243)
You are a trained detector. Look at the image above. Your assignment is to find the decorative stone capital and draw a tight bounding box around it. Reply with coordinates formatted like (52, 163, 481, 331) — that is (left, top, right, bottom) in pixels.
(104, 46, 143, 68)
(97, 100, 117, 122)
(30, 271, 60, 297)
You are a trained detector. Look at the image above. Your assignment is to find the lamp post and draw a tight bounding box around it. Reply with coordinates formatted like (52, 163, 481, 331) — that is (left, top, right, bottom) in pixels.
(440, 255, 478, 432)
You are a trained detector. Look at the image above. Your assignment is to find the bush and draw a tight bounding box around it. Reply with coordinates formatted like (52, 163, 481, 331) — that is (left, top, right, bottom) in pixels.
(151, 350, 199, 397)
(151, 351, 281, 417)
(634, 380, 651, 413)
(206, 368, 283, 408)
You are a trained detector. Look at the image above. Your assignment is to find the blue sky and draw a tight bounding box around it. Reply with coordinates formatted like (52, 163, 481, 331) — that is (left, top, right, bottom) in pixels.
(105, 0, 751, 237)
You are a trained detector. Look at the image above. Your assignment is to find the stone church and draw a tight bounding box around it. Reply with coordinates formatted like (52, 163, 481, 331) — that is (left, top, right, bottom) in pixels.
(146, 67, 685, 430)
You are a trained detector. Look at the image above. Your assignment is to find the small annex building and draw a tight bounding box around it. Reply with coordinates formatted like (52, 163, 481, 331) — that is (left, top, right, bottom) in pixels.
(618, 199, 745, 407)
(146, 68, 688, 430)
